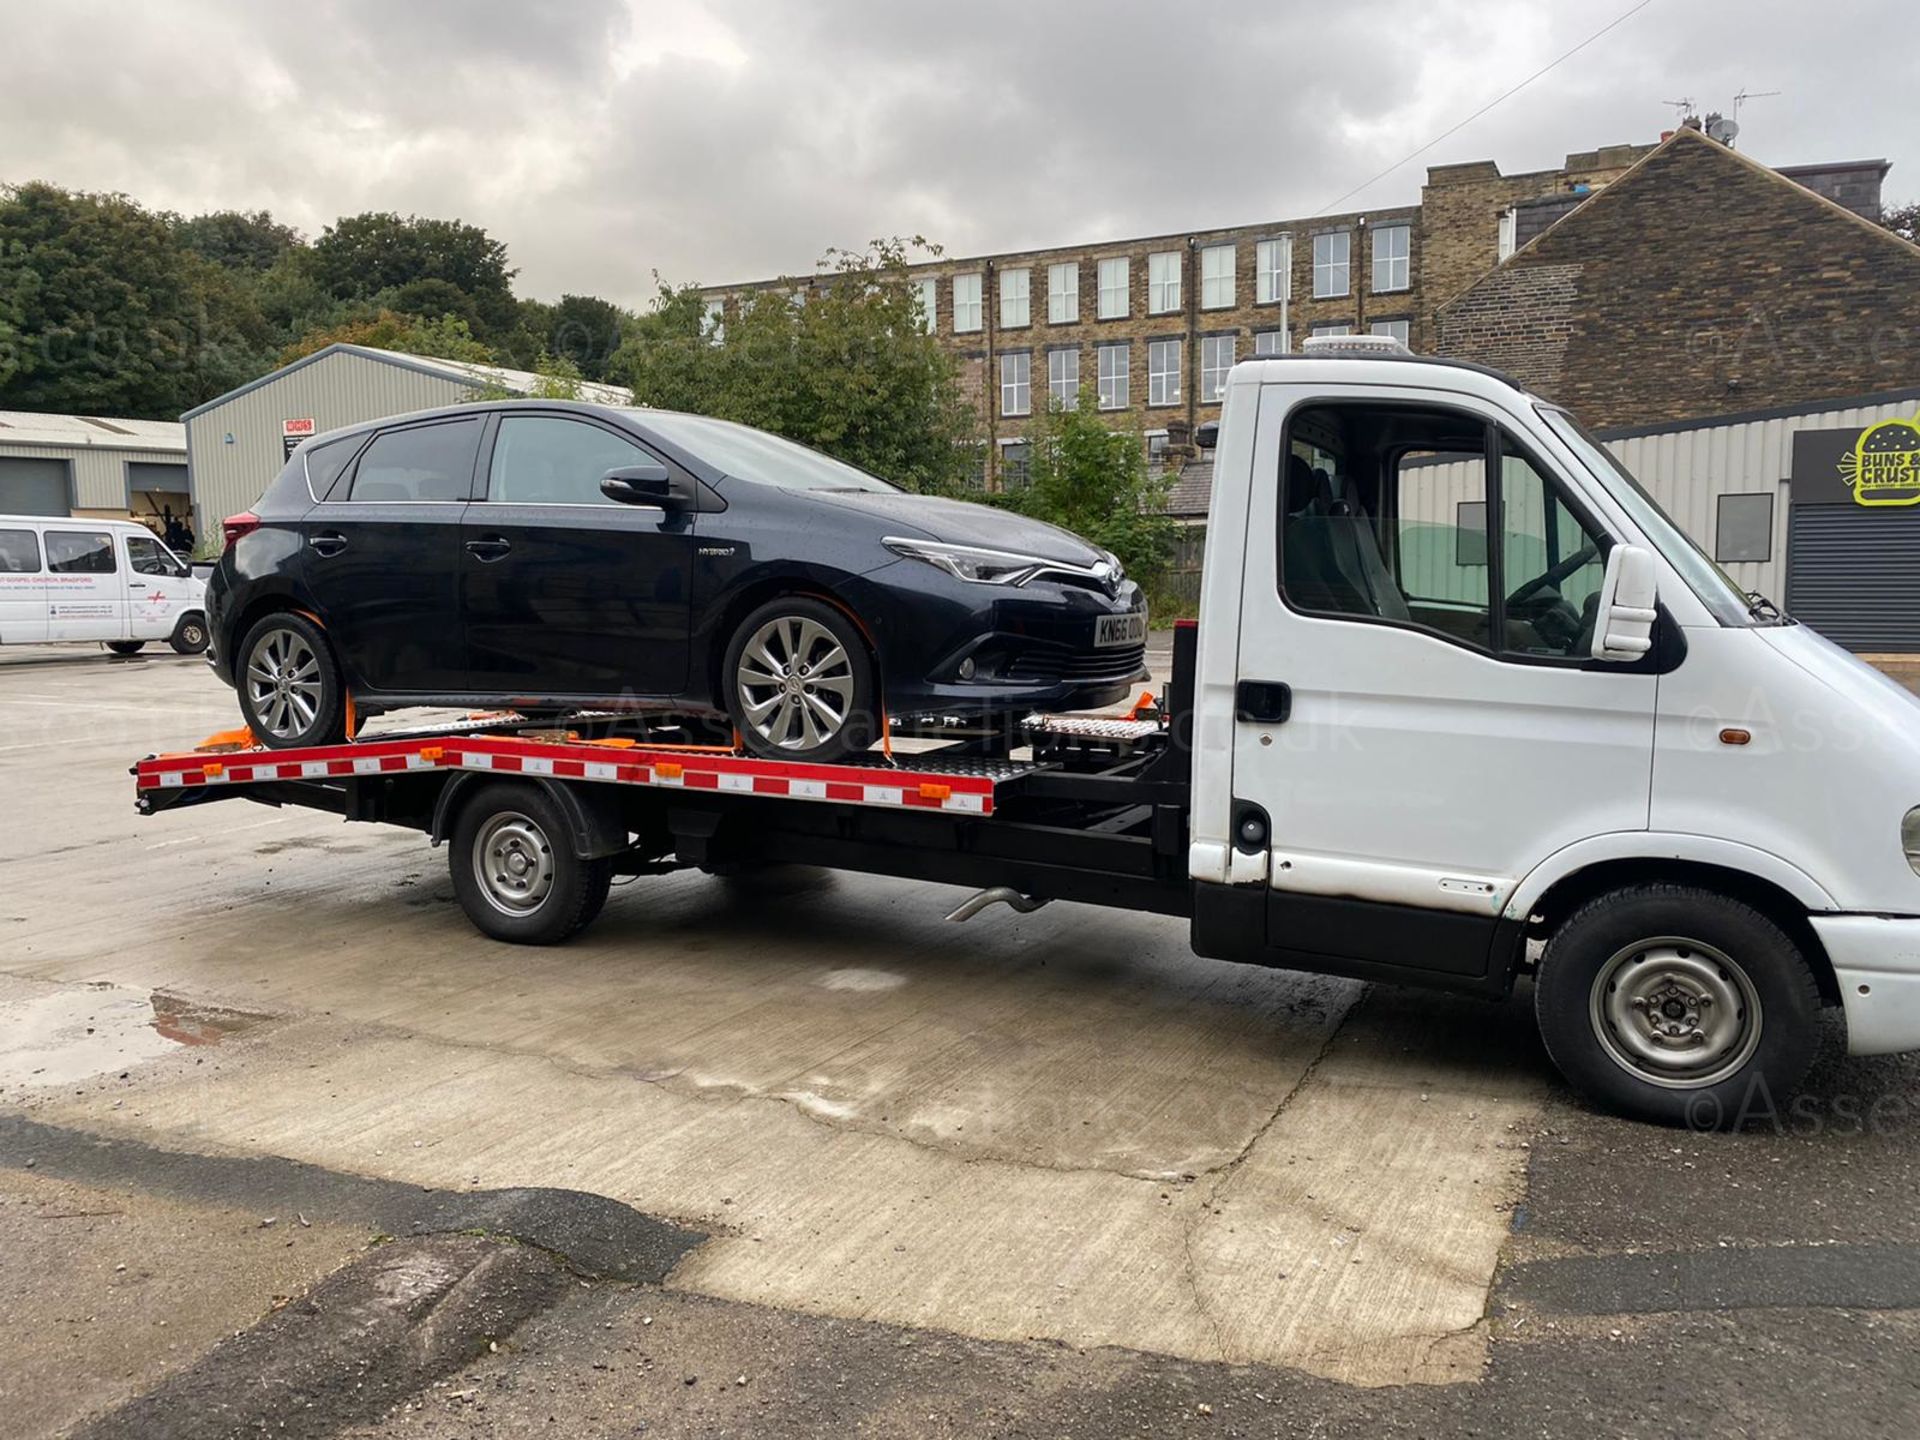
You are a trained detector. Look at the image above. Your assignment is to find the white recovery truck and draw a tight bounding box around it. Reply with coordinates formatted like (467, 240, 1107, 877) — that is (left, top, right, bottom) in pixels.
(134, 339, 1920, 1126)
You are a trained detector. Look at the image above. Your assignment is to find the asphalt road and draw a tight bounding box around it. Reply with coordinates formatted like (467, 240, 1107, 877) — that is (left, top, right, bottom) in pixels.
(2, 643, 1918, 1438)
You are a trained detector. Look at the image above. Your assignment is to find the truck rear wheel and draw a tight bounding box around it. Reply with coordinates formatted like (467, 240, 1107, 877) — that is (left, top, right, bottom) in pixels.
(1534, 883, 1821, 1129)
(449, 781, 613, 945)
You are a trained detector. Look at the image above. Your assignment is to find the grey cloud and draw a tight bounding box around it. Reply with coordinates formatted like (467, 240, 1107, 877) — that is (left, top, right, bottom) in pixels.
(1, 0, 1909, 308)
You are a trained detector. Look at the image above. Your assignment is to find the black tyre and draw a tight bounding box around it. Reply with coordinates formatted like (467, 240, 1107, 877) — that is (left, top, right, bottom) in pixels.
(106, 640, 146, 656)
(169, 612, 210, 655)
(236, 611, 346, 749)
(449, 781, 613, 945)
(722, 596, 877, 762)
(1534, 883, 1821, 1129)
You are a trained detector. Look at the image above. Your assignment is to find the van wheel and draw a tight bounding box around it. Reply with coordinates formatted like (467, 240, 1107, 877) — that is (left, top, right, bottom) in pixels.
(169, 613, 209, 655)
(237, 612, 345, 749)
(723, 597, 877, 762)
(1534, 883, 1821, 1129)
(106, 641, 146, 656)
(449, 782, 613, 945)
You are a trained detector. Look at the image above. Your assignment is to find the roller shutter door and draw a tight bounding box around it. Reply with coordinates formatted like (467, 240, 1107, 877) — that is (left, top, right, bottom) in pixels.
(1786, 507, 1920, 652)
(0, 457, 71, 515)
(127, 461, 189, 494)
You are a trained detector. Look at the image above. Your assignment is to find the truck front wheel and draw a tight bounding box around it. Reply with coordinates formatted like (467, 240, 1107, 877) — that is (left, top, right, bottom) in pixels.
(449, 782, 613, 945)
(1534, 883, 1821, 1129)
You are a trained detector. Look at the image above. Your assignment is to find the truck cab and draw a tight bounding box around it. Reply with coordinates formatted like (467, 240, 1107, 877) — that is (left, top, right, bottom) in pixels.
(1187, 339, 1920, 1123)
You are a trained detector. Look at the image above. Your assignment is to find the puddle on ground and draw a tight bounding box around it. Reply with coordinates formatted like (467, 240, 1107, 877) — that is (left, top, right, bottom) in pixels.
(0, 986, 264, 1089)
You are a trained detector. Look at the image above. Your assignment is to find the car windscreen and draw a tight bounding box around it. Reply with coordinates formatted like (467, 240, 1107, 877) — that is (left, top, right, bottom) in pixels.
(631, 412, 898, 493)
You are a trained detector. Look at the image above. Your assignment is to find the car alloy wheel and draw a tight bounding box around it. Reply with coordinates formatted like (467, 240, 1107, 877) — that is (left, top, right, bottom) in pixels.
(734, 613, 858, 753)
(245, 626, 325, 741)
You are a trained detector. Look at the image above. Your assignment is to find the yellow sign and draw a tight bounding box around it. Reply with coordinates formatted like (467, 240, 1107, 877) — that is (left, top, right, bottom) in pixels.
(1839, 418, 1920, 507)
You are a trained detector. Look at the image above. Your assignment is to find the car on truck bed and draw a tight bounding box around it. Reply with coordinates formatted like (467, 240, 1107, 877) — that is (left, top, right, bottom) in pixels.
(140, 337, 1920, 1128)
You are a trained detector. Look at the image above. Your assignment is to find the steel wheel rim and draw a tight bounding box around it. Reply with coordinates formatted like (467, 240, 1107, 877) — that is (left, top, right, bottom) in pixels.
(471, 811, 556, 916)
(245, 628, 323, 739)
(1589, 936, 1763, 1089)
(735, 614, 855, 751)
(181, 621, 206, 646)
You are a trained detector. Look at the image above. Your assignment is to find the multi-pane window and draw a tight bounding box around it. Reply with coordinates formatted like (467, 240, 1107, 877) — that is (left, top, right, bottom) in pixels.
(1310, 322, 1352, 338)
(702, 297, 725, 342)
(1000, 352, 1031, 416)
(1148, 251, 1181, 314)
(1370, 319, 1411, 345)
(1254, 329, 1289, 356)
(1048, 262, 1079, 323)
(1000, 441, 1032, 489)
(1147, 431, 1170, 466)
(1097, 257, 1129, 319)
(953, 272, 983, 333)
(1048, 348, 1079, 410)
(1312, 231, 1350, 298)
(1256, 237, 1291, 303)
(1000, 267, 1031, 328)
(1200, 335, 1235, 402)
(1097, 343, 1129, 409)
(913, 277, 938, 333)
(1372, 223, 1410, 292)
(1200, 244, 1235, 309)
(1147, 339, 1181, 406)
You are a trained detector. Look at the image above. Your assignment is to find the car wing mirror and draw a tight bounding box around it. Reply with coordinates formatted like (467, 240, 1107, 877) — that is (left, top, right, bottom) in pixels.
(1589, 543, 1659, 662)
(601, 463, 690, 508)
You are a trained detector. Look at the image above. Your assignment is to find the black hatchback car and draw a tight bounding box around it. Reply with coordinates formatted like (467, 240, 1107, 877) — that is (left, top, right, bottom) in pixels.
(207, 401, 1148, 760)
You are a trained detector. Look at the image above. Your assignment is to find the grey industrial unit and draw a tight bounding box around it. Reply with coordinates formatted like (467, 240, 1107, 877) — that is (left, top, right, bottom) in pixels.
(0, 411, 188, 520)
(181, 345, 631, 535)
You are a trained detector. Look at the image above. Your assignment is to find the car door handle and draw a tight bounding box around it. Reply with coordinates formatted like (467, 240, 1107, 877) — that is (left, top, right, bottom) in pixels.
(465, 537, 513, 561)
(308, 532, 349, 558)
(1234, 680, 1293, 724)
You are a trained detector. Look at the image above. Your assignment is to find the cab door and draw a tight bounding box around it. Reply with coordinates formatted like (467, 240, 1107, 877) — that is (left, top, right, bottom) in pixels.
(43, 527, 126, 641)
(1227, 384, 1655, 979)
(0, 526, 48, 643)
(124, 531, 194, 639)
(461, 412, 694, 698)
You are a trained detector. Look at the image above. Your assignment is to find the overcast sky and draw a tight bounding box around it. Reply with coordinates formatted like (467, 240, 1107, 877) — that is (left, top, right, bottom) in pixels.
(3, 0, 1910, 305)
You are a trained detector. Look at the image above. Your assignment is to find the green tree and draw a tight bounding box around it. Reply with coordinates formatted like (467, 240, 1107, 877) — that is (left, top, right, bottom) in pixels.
(0, 182, 273, 418)
(1883, 200, 1919, 246)
(546, 292, 629, 380)
(278, 308, 493, 366)
(175, 209, 302, 272)
(307, 212, 519, 339)
(613, 238, 977, 492)
(1001, 391, 1176, 598)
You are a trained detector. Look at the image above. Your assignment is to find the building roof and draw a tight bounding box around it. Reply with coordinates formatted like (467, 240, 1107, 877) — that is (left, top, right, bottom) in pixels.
(0, 410, 185, 455)
(1162, 455, 1214, 519)
(181, 343, 631, 421)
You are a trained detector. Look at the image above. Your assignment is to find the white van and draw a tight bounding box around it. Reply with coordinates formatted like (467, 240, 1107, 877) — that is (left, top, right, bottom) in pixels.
(0, 515, 208, 655)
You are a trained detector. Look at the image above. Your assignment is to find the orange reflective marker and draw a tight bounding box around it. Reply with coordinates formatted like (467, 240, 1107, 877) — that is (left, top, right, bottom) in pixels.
(918, 782, 952, 801)
(1719, 728, 1752, 747)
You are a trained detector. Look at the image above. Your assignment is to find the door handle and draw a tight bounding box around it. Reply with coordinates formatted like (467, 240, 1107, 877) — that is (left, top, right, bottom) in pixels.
(308, 532, 349, 558)
(465, 537, 513, 561)
(1234, 680, 1292, 724)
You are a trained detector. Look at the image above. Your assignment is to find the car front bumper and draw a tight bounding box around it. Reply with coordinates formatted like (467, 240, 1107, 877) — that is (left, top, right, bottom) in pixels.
(1813, 914, 1920, 1055)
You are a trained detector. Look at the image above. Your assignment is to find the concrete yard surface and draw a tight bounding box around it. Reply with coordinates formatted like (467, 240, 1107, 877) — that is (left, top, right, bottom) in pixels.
(4, 646, 1920, 1437)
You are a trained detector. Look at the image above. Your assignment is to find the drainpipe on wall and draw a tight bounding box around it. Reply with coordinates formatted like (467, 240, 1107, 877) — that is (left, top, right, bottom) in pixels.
(984, 259, 997, 490)
(1355, 216, 1368, 334)
(1184, 237, 1198, 438)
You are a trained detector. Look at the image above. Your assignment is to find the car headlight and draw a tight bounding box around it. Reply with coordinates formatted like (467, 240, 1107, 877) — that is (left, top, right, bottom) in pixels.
(1905, 807, 1920, 877)
(883, 537, 1050, 586)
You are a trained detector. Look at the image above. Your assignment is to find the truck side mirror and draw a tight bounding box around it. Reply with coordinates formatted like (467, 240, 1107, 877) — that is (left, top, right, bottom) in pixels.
(1589, 544, 1659, 662)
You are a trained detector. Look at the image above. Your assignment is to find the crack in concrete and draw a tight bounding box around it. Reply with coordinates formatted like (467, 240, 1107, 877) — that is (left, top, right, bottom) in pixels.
(1177, 989, 1368, 1361)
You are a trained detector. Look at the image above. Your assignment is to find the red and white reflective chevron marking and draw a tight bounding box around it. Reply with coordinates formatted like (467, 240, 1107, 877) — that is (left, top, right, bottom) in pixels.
(135, 735, 997, 816)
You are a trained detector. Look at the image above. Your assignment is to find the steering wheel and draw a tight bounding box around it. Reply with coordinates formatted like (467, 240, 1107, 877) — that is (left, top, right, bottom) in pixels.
(1505, 542, 1600, 609)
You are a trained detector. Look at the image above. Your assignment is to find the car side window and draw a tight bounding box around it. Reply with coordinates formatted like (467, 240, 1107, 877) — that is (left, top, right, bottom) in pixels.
(0, 528, 41, 573)
(127, 534, 177, 576)
(1279, 401, 1614, 661)
(486, 416, 652, 506)
(45, 531, 116, 574)
(345, 418, 482, 503)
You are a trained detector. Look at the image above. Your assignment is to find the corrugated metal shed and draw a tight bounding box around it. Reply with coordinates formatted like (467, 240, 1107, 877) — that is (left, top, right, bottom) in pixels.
(182, 346, 633, 531)
(0, 410, 186, 514)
